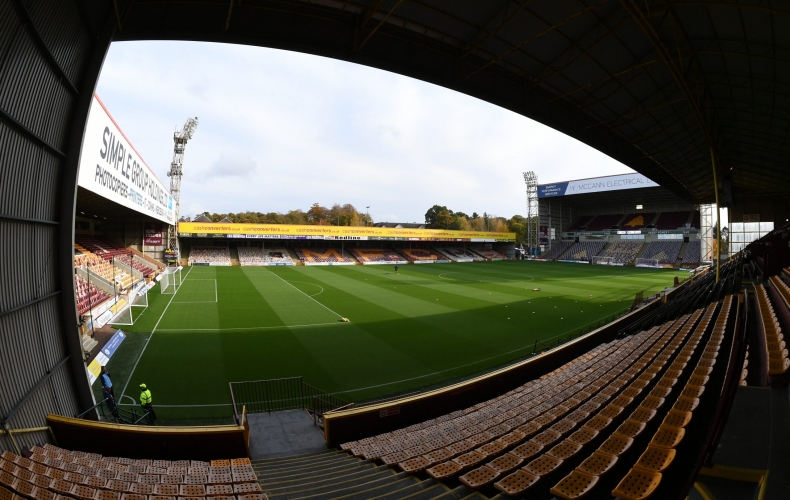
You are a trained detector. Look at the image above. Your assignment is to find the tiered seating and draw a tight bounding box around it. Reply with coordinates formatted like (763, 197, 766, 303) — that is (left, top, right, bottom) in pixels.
(348, 248, 405, 263)
(757, 282, 790, 375)
(473, 249, 507, 260)
(340, 292, 734, 499)
(682, 241, 701, 266)
(75, 276, 112, 315)
(435, 248, 484, 262)
(587, 214, 623, 231)
(400, 249, 446, 262)
(560, 241, 606, 262)
(189, 247, 231, 265)
(294, 248, 356, 264)
(620, 213, 655, 230)
(76, 236, 130, 262)
(640, 240, 683, 265)
(115, 255, 156, 277)
(542, 241, 573, 261)
(597, 241, 643, 265)
(75, 253, 116, 282)
(654, 211, 691, 230)
(0, 446, 265, 500)
(567, 216, 594, 231)
(237, 248, 293, 266)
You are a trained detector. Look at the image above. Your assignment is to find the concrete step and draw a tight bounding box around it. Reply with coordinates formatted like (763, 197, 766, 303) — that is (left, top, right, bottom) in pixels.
(269, 469, 407, 499)
(253, 449, 346, 468)
(366, 479, 445, 500)
(328, 476, 424, 499)
(265, 465, 399, 497)
(258, 458, 371, 483)
(261, 461, 377, 487)
(255, 454, 361, 477)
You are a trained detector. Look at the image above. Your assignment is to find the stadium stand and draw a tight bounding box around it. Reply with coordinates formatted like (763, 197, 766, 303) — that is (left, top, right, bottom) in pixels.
(472, 249, 508, 260)
(542, 241, 573, 261)
(75, 236, 157, 277)
(596, 241, 643, 265)
(348, 248, 406, 264)
(755, 283, 790, 376)
(337, 258, 738, 498)
(237, 247, 293, 266)
(586, 214, 623, 231)
(294, 248, 356, 264)
(0, 446, 264, 500)
(189, 247, 232, 265)
(654, 211, 691, 230)
(400, 249, 448, 263)
(567, 216, 594, 231)
(560, 241, 606, 262)
(620, 213, 656, 230)
(691, 211, 701, 229)
(435, 248, 485, 262)
(682, 241, 702, 267)
(74, 276, 112, 315)
(640, 241, 684, 266)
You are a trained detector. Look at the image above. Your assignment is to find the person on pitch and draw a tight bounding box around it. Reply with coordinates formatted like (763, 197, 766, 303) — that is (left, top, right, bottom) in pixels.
(139, 383, 156, 425)
(394, 264, 399, 274)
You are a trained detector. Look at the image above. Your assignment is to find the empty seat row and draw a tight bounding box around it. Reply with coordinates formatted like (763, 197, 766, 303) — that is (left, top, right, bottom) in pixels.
(755, 283, 789, 375)
(0, 447, 262, 500)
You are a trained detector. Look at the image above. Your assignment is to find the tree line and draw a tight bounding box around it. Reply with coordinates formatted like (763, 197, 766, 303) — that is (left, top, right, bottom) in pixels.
(424, 205, 533, 244)
(192, 203, 373, 226)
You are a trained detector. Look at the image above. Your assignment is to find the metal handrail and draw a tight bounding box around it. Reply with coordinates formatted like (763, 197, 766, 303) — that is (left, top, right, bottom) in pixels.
(76, 398, 152, 425)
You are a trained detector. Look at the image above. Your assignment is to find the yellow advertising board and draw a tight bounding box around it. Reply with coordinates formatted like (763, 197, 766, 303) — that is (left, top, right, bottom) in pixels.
(178, 222, 515, 242)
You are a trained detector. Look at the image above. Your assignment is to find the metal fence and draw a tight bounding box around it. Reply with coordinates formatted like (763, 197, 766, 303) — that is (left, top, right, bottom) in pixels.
(76, 399, 154, 425)
(229, 377, 351, 426)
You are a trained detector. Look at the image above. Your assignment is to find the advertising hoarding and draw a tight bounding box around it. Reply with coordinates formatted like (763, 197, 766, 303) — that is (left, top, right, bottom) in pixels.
(538, 173, 658, 198)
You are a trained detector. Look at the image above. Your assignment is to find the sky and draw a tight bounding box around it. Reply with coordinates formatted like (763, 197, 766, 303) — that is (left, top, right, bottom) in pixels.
(94, 41, 634, 224)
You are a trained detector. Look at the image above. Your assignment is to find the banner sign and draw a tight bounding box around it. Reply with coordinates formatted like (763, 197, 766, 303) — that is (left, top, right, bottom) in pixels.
(362, 261, 408, 265)
(144, 223, 163, 245)
(78, 94, 174, 224)
(178, 222, 515, 242)
(540, 225, 549, 245)
(538, 173, 658, 198)
(87, 330, 127, 385)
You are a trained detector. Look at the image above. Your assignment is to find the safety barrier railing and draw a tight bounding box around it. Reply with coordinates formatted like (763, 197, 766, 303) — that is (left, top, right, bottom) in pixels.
(75, 398, 153, 425)
(229, 376, 352, 426)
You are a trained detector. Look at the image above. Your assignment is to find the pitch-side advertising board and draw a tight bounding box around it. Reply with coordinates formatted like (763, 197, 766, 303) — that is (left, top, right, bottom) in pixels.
(78, 94, 174, 224)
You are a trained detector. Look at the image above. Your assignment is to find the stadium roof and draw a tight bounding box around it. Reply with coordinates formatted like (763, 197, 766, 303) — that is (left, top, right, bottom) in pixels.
(111, 0, 790, 207)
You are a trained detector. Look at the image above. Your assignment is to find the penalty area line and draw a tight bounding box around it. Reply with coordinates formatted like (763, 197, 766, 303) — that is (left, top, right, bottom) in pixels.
(267, 270, 345, 318)
(118, 266, 194, 403)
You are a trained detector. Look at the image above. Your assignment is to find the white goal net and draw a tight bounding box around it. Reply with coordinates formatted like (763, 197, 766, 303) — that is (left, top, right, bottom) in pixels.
(112, 283, 149, 325)
(592, 256, 613, 266)
(635, 258, 661, 268)
(160, 266, 183, 294)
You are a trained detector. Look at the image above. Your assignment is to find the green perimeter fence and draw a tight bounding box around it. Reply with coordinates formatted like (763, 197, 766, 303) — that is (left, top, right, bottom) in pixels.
(229, 377, 352, 426)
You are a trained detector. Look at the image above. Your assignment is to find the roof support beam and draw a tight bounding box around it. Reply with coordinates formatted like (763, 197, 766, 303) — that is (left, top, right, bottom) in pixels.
(359, 0, 406, 50)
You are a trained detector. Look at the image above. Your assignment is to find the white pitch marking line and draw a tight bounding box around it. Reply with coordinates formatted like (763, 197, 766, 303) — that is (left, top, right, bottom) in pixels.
(156, 322, 349, 333)
(267, 270, 344, 319)
(284, 280, 324, 296)
(118, 266, 194, 403)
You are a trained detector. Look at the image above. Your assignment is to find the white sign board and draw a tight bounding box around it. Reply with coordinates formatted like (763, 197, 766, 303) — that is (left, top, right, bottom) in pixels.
(78, 94, 174, 224)
(538, 173, 658, 198)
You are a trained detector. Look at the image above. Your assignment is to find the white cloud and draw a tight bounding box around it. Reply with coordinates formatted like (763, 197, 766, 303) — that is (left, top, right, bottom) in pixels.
(95, 41, 634, 223)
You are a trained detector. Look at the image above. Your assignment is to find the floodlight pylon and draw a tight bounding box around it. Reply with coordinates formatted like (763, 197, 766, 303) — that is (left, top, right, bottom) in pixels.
(523, 171, 539, 252)
(166, 117, 199, 261)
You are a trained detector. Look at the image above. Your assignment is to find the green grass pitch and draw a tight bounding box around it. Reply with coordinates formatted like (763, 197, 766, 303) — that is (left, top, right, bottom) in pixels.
(99, 261, 686, 423)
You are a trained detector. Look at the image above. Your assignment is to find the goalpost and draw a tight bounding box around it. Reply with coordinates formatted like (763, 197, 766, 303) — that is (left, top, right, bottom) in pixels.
(160, 266, 183, 294)
(635, 258, 661, 268)
(112, 284, 149, 325)
(592, 256, 613, 266)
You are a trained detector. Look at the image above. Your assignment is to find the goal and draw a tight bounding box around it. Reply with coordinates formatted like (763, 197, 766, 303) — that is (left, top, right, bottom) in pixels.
(592, 256, 613, 266)
(635, 258, 661, 268)
(160, 266, 183, 294)
(112, 283, 149, 325)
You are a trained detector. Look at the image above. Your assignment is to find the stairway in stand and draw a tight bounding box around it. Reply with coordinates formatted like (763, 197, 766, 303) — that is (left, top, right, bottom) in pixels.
(254, 449, 494, 499)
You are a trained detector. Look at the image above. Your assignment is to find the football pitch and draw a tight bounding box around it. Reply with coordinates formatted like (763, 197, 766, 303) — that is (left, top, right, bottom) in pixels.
(100, 261, 686, 423)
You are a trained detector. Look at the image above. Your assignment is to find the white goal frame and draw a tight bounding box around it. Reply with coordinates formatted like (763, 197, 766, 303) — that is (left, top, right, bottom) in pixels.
(592, 256, 613, 266)
(161, 266, 183, 294)
(111, 285, 149, 325)
(635, 258, 661, 268)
